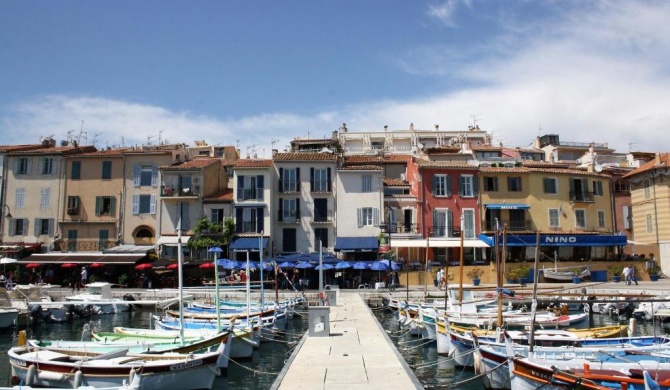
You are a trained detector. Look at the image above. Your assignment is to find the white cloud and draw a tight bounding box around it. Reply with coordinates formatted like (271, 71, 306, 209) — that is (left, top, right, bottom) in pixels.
(3, 1, 670, 155)
(427, 0, 471, 27)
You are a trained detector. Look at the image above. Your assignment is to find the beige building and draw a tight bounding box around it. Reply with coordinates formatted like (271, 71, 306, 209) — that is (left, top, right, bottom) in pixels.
(623, 153, 670, 272)
(61, 149, 125, 251)
(3, 140, 95, 249)
(121, 146, 183, 246)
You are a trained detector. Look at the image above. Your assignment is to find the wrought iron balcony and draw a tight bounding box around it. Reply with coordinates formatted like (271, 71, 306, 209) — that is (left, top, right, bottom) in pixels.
(311, 210, 333, 223)
(570, 191, 594, 202)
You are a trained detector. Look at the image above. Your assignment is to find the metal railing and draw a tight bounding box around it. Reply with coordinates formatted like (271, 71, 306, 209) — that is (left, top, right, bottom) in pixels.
(570, 191, 594, 202)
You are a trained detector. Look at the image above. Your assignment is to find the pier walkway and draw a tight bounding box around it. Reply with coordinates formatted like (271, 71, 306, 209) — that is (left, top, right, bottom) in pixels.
(273, 290, 421, 390)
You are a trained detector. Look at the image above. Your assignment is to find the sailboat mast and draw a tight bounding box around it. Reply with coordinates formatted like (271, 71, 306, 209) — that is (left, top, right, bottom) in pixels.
(259, 231, 264, 311)
(495, 219, 503, 328)
(528, 231, 541, 352)
(458, 215, 465, 313)
(177, 216, 185, 346)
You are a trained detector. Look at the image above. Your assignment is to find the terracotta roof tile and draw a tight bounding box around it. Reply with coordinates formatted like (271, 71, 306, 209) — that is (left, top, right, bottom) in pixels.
(522, 161, 571, 168)
(623, 153, 670, 178)
(481, 166, 609, 177)
(417, 161, 478, 169)
(204, 189, 234, 202)
(384, 178, 410, 186)
(9, 145, 97, 155)
(339, 165, 382, 171)
(343, 155, 411, 164)
(0, 144, 44, 153)
(160, 158, 219, 170)
(66, 149, 128, 158)
(472, 144, 502, 151)
(234, 159, 273, 168)
(274, 152, 337, 161)
(425, 146, 461, 154)
(480, 167, 532, 173)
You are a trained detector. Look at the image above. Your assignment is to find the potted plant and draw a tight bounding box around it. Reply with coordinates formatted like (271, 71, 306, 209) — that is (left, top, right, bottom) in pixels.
(466, 267, 484, 286)
(608, 264, 623, 282)
(571, 268, 582, 284)
(649, 265, 662, 282)
(507, 265, 529, 284)
(118, 273, 128, 287)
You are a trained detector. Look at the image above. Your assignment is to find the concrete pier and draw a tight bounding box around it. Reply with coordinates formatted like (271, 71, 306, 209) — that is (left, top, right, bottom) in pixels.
(272, 290, 422, 390)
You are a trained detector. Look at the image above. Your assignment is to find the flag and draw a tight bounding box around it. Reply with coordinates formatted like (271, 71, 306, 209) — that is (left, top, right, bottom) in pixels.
(559, 203, 567, 218)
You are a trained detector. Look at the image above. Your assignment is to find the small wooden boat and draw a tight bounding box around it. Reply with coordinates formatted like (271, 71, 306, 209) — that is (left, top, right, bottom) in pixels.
(8, 342, 225, 390)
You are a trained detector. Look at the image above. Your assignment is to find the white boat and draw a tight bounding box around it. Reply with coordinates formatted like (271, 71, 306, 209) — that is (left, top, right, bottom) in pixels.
(0, 307, 19, 328)
(8, 342, 225, 390)
(64, 282, 130, 314)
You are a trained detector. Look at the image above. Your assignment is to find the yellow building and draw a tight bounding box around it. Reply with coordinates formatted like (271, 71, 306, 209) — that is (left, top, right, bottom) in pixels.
(623, 153, 670, 272)
(479, 161, 619, 261)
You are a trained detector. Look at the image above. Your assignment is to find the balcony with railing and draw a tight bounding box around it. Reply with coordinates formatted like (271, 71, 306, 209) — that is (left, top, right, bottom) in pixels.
(278, 211, 301, 224)
(570, 191, 594, 202)
(429, 226, 462, 238)
(389, 222, 420, 234)
(161, 175, 199, 198)
(484, 219, 534, 231)
(310, 209, 333, 223)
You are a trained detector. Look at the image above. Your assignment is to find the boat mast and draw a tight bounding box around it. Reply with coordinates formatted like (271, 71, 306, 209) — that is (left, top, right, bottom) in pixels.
(495, 219, 502, 328)
(458, 214, 464, 313)
(528, 231, 541, 352)
(246, 250, 251, 323)
(259, 231, 264, 311)
(177, 216, 185, 346)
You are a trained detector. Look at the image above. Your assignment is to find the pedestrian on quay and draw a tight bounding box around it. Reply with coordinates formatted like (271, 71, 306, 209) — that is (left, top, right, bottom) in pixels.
(622, 265, 630, 285)
(628, 264, 638, 285)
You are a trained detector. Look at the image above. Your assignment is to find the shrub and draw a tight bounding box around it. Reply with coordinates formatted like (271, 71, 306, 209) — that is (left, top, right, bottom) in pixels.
(466, 267, 484, 279)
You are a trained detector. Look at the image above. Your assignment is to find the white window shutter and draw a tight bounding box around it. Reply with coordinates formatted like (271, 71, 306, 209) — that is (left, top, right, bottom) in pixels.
(373, 208, 379, 227)
(132, 195, 139, 215)
(357, 208, 363, 228)
(150, 194, 156, 214)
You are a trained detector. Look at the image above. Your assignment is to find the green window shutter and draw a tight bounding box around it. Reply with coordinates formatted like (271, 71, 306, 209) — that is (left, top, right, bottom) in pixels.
(95, 196, 101, 216)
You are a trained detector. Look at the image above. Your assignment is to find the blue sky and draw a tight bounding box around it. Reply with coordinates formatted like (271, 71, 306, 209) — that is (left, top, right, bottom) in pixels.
(2, 1, 670, 156)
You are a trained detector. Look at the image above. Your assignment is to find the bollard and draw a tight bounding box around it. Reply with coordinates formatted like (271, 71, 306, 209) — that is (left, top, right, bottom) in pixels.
(308, 306, 330, 337)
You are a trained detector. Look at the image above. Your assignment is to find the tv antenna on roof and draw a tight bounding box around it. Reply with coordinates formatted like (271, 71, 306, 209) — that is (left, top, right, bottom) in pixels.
(271, 139, 279, 150)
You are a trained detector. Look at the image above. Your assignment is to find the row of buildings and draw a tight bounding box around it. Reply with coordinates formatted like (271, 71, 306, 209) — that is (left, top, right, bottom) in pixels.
(0, 124, 667, 273)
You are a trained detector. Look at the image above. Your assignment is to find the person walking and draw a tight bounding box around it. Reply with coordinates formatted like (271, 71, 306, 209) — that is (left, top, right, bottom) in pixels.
(81, 266, 88, 287)
(628, 264, 638, 285)
(622, 265, 630, 285)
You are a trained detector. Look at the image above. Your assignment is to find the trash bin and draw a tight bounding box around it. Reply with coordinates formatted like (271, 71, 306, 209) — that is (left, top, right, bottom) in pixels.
(308, 306, 330, 337)
(325, 290, 337, 306)
(590, 270, 607, 282)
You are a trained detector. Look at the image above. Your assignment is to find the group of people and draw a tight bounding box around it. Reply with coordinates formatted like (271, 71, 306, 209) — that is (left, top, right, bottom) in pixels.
(70, 266, 88, 292)
(621, 264, 639, 285)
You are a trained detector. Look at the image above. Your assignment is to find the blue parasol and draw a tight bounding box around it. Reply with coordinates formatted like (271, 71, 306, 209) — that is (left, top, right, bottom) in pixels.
(315, 263, 334, 270)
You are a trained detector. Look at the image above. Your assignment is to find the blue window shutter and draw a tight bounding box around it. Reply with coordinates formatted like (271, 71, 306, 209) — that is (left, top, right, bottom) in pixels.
(373, 208, 379, 227)
(151, 165, 158, 187)
(110, 197, 116, 216)
(257, 207, 264, 232)
(26, 159, 32, 174)
(132, 195, 139, 215)
(431, 175, 437, 195)
(150, 194, 156, 214)
(473, 176, 479, 195)
(327, 168, 332, 192)
(278, 168, 284, 192)
(8, 219, 15, 236)
(34, 218, 39, 236)
(133, 164, 140, 187)
(24, 219, 29, 236)
(237, 176, 244, 201)
(357, 208, 363, 227)
(446, 175, 452, 197)
(48, 218, 54, 236)
(459, 175, 465, 196)
(256, 175, 264, 201)
(432, 210, 438, 234)
(95, 196, 101, 216)
(296, 168, 301, 191)
(13, 159, 18, 174)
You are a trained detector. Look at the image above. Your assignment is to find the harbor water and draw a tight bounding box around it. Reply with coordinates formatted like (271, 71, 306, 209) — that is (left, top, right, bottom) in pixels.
(0, 307, 307, 389)
(373, 306, 670, 389)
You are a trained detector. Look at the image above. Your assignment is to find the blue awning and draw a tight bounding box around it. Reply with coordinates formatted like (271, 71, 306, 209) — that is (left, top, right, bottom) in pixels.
(478, 233, 627, 247)
(334, 237, 379, 252)
(485, 204, 530, 210)
(230, 237, 269, 252)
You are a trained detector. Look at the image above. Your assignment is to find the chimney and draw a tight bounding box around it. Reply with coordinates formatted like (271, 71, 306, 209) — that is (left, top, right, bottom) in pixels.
(656, 152, 661, 165)
(384, 125, 388, 132)
(434, 124, 439, 131)
(409, 123, 414, 131)
(272, 149, 278, 157)
(341, 123, 347, 132)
